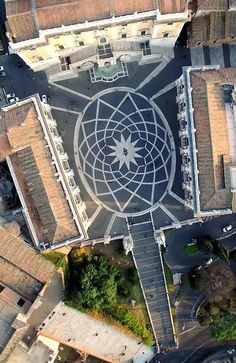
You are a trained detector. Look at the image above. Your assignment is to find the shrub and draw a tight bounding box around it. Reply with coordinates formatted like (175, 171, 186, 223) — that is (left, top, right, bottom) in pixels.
(196, 238, 213, 255)
(107, 306, 153, 346)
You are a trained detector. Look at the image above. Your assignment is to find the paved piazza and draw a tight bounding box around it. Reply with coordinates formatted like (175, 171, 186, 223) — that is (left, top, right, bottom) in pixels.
(47, 49, 197, 238)
(75, 88, 175, 217)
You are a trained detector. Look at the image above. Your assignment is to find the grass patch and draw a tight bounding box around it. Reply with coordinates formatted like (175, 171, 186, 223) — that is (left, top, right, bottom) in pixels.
(161, 246, 173, 289)
(163, 260, 174, 288)
(184, 244, 199, 255)
(43, 251, 65, 266)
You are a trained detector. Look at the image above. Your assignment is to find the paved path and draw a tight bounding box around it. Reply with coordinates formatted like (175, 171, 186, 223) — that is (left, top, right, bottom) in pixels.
(190, 43, 236, 68)
(129, 216, 176, 348)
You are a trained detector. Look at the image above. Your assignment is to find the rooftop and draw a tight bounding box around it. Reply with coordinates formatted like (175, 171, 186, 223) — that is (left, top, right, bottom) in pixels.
(196, 0, 228, 11)
(158, 0, 187, 14)
(189, 67, 236, 212)
(0, 97, 79, 245)
(39, 302, 154, 363)
(5, 0, 157, 42)
(0, 226, 54, 284)
(190, 10, 236, 44)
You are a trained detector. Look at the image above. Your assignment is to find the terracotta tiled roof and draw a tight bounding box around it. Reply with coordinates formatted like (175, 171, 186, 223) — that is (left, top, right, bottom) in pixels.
(6, 0, 157, 41)
(0, 227, 54, 284)
(190, 10, 236, 43)
(158, 0, 187, 14)
(36, 0, 156, 30)
(190, 68, 236, 212)
(190, 14, 210, 43)
(5, 0, 32, 15)
(197, 0, 228, 10)
(6, 13, 38, 42)
(0, 99, 79, 244)
(0, 257, 41, 301)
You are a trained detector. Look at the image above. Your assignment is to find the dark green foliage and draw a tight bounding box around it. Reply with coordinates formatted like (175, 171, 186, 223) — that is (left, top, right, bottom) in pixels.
(210, 312, 236, 341)
(212, 241, 229, 264)
(196, 237, 213, 255)
(199, 315, 213, 327)
(229, 248, 236, 260)
(67, 255, 119, 309)
(64, 252, 153, 345)
(107, 306, 153, 346)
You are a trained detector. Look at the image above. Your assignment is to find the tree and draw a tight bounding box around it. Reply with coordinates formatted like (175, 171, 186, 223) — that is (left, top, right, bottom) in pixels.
(196, 237, 213, 255)
(210, 312, 236, 341)
(212, 241, 229, 264)
(197, 261, 236, 303)
(80, 255, 119, 309)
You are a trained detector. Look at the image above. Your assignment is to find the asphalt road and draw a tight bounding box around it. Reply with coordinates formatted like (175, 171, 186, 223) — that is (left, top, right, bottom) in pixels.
(165, 213, 236, 273)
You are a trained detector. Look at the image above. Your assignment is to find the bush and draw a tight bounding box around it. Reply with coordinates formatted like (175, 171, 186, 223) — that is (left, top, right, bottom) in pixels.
(210, 312, 236, 341)
(196, 238, 213, 255)
(209, 305, 220, 316)
(107, 306, 153, 346)
(212, 241, 229, 264)
(229, 248, 236, 260)
(200, 315, 213, 327)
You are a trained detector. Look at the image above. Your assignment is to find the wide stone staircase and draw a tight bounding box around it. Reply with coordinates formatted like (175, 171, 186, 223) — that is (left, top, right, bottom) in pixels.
(128, 215, 176, 348)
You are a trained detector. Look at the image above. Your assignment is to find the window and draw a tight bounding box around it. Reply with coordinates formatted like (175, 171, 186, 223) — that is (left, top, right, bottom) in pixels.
(213, 40, 217, 44)
(79, 41, 85, 46)
(140, 30, 147, 36)
(121, 33, 127, 39)
(163, 32, 169, 38)
(35, 56, 44, 61)
(59, 56, 71, 71)
(17, 298, 25, 307)
(196, 41, 202, 46)
(99, 37, 107, 44)
(167, 23, 173, 25)
(58, 45, 65, 50)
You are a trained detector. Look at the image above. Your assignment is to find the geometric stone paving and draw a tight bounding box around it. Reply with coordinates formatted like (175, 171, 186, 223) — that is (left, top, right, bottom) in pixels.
(75, 88, 175, 217)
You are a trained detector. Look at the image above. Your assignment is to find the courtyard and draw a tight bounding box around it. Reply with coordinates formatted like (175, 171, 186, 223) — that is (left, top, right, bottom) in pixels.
(49, 49, 195, 240)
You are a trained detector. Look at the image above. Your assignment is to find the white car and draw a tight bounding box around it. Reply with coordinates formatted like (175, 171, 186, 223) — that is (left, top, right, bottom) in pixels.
(205, 258, 213, 266)
(0, 66, 4, 72)
(9, 97, 19, 104)
(223, 224, 232, 233)
(41, 95, 47, 104)
(7, 93, 15, 99)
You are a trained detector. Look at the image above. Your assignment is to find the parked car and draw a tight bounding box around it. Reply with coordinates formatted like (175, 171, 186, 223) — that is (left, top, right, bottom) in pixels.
(0, 71, 6, 77)
(0, 66, 4, 72)
(9, 97, 19, 104)
(41, 95, 47, 104)
(6, 93, 15, 99)
(205, 258, 213, 266)
(223, 224, 232, 233)
(39, 242, 51, 250)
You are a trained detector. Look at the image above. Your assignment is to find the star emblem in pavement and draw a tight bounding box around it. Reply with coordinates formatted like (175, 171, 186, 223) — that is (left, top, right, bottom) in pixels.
(108, 134, 142, 170)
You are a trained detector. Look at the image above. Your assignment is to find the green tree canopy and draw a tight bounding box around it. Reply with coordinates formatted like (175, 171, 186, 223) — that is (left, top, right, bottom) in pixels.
(210, 312, 236, 340)
(75, 255, 119, 309)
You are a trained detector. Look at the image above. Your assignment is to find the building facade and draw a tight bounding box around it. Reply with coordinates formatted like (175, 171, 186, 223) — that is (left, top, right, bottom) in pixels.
(177, 66, 236, 217)
(5, 0, 190, 80)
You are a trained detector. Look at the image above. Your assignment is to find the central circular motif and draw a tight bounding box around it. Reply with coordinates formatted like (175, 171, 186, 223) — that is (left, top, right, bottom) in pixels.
(75, 89, 175, 216)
